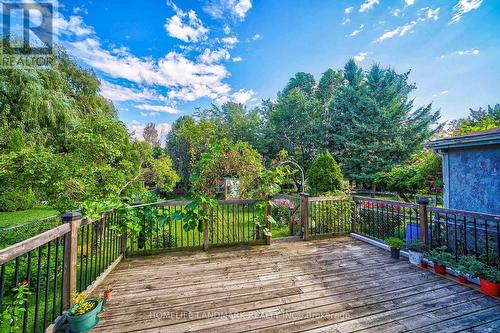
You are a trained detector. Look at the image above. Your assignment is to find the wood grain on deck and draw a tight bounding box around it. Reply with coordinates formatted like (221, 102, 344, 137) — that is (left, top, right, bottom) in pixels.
(94, 237, 500, 333)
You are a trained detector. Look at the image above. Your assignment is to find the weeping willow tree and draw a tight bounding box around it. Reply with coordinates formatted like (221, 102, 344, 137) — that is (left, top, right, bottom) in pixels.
(0, 41, 172, 211)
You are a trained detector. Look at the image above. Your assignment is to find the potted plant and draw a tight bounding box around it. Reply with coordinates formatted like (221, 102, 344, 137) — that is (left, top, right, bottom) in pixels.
(67, 292, 100, 332)
(384, 237, 406, 260)
(464, 257, 500, 297)
(104, 286, 113, 301)
(407, 240, 427, 266)
(425, 246, 453, 275)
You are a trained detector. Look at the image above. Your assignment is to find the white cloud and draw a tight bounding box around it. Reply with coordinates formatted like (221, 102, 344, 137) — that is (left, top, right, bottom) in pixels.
(353, 52, 370, 62)
(391, 8, 401, 17)
(348, 24, 364, 37)
(164, 4, 208, 43)
(73, 7, 88, 15)
(100, 80, 165, 102)
(223, 25, 231, 34)
(140, 112, 160, 117)
(450, 0, 483, 23)
(128, 122, 172, 146)
(341, 17, 351, 25)
(53, 15, 94, 37)
(136, 104, 180, 114)
(440, 49, 480, 59)
(204, 0, 252, 21)
(344, 7, 354, 14)
(433, 90, 449, 97)
(359, 0, 379, 13)
(252, 33, 262, 41)
(198, 48, 230, 64)
(420, 7, 440, 21)
(405, 0, 415, 6)
(232, 89, 254, 104)
(232, 56, 243, 62)
(375, 20, 417, 42)
(221, 36, 239, 46)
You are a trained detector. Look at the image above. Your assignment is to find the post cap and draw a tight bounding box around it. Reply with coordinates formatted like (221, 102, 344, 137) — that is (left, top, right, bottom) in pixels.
(417, 198, 430, 205)
(61, 211, 82, 222)
(300, 192, 309, 197)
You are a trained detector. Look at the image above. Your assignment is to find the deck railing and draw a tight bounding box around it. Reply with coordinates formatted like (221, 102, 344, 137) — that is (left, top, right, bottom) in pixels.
(127, 199, 265, 255)
(352, 196, 500, 266)
(0, 211, 125, 333)
(300, 194, 353, 240)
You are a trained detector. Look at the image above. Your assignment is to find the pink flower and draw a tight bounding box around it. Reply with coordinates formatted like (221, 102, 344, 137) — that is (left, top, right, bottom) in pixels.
(431, 187, 436, 191)
(430, 180, 436, 184)
(436, 186, 443, 191)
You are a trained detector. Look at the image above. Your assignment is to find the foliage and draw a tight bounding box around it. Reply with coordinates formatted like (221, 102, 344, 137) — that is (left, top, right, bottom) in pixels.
(0, 282, 31, 332)
(0, 187, 36, 212)
(450, 104, 499, 136)
(271, 199, 294, 226)
(144, 154, 180, 193)
(455, 255, 500, 282)
(166, 116, 228, 190)
(407, 240, 427, 253)
(70, 292, 95, 316)
(307, 151, 343, 194)
(425, 246, 454, 266)
(384, 237, 406, 250)
(324, 60, 441, 186)
(375, 150, 442, 199)
(192, 140, 263, 198)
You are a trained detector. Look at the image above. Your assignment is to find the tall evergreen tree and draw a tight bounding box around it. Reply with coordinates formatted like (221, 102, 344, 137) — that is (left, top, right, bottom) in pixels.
(324, 60, 441, 187)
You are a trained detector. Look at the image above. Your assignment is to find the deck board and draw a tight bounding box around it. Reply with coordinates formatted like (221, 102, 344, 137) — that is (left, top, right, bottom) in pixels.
(94, 237, 500, 333)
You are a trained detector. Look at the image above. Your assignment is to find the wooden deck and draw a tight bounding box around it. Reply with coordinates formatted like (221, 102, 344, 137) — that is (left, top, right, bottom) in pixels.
(94, 237, 500, 333)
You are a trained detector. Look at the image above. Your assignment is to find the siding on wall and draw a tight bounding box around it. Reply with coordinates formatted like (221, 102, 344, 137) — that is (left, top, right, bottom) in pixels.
(447, 145, 500, 215)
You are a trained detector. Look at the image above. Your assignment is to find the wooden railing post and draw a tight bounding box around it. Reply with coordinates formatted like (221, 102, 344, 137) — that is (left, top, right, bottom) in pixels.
(351, 199, 358, 233)
(300, 193, 309, 241)
(62, 212, 81, 309)
(418, 198, 429, 246)
(265, 200, 272, 245)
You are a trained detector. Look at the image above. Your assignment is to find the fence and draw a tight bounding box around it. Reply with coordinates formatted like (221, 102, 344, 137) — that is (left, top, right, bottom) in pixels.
(0, 211, 124, 333)
(0, 215, 61, 249)
(127, 199, 266, 255)
(300, 194, 353, 240)
(352, 196, 500, 266)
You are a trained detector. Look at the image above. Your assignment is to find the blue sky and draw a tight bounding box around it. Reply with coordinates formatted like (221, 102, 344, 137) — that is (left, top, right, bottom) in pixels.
(50, 0, 500, 139)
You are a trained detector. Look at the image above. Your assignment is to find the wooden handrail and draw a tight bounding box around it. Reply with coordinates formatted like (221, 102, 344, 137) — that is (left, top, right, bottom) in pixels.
(352, 196, 419, 209)
(309, 196, 351, 202)
(427, 206, 500, 221)
(0, 223, 71, 264)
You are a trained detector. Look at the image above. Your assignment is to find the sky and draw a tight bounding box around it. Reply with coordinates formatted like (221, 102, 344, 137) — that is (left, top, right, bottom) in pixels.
(12, 1, 500, 141)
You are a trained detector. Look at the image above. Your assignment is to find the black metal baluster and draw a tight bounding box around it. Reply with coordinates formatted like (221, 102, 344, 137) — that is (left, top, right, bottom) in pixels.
(473, 217, 478, 257)
(52, 238, 60, 321)
(33, 246, 43, 333)
(22, 251, 32, 333)
(43, 241, 51, 329)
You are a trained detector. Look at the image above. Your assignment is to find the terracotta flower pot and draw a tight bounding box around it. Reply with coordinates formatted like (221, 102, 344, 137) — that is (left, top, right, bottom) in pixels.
(458, 275, 468, 283)
(421, 261, 428, 269)
(104, 290, 113, 300)
(479, 279, 500, 297)
(434, 264, 446, 275)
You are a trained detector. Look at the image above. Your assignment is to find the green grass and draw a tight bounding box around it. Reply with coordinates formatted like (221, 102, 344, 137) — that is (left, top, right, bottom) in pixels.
(0, 207, 59, 228)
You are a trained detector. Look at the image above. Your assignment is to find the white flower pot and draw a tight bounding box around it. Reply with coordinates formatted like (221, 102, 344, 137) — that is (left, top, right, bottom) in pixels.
(408, 250, 423, 266)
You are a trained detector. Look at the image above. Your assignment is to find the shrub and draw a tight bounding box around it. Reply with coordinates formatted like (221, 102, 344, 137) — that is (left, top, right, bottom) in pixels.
(0, 188, 36, 212)
(425, 246, 454, 266)
(307, 151, 343, 194)
(458, 256, 500, 283)
(272, 199, 293, 227)
(385, 237, 406, 250)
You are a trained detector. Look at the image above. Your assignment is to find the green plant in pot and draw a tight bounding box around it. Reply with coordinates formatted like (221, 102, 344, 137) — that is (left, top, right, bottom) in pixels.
(425, 246, 453, 275)
(462, 257, 500, 297)
(67, 292, 100, 332)
(407, 240, 427, 266)
(385, 237, 406, 260)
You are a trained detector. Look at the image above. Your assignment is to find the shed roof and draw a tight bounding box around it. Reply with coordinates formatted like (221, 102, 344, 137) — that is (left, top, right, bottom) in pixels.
(425, 127, 500, 150)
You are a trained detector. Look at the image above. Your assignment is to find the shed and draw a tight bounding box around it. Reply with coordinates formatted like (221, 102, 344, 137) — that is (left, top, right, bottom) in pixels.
(426, 127, 500, 215)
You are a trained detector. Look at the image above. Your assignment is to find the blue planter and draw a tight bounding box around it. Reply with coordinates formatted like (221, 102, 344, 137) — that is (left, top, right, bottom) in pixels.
(67, 300, 100, 333)
(405, 223, 420, 247)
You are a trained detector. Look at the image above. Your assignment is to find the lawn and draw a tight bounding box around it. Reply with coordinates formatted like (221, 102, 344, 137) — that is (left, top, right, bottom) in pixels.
(0, 206, 59, 228)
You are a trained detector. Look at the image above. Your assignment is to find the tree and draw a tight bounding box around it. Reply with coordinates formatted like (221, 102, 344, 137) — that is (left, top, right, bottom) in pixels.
(375, 150, 442, 201)
(324, 60, 441, 187)
(307, 151, 343, 193)
(192, 140, 263, 198)
(450, 104, 499, 135)
(143, 123, 159, 147)
(166, 116, 227, 190)
(145, 154, 180, 193)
